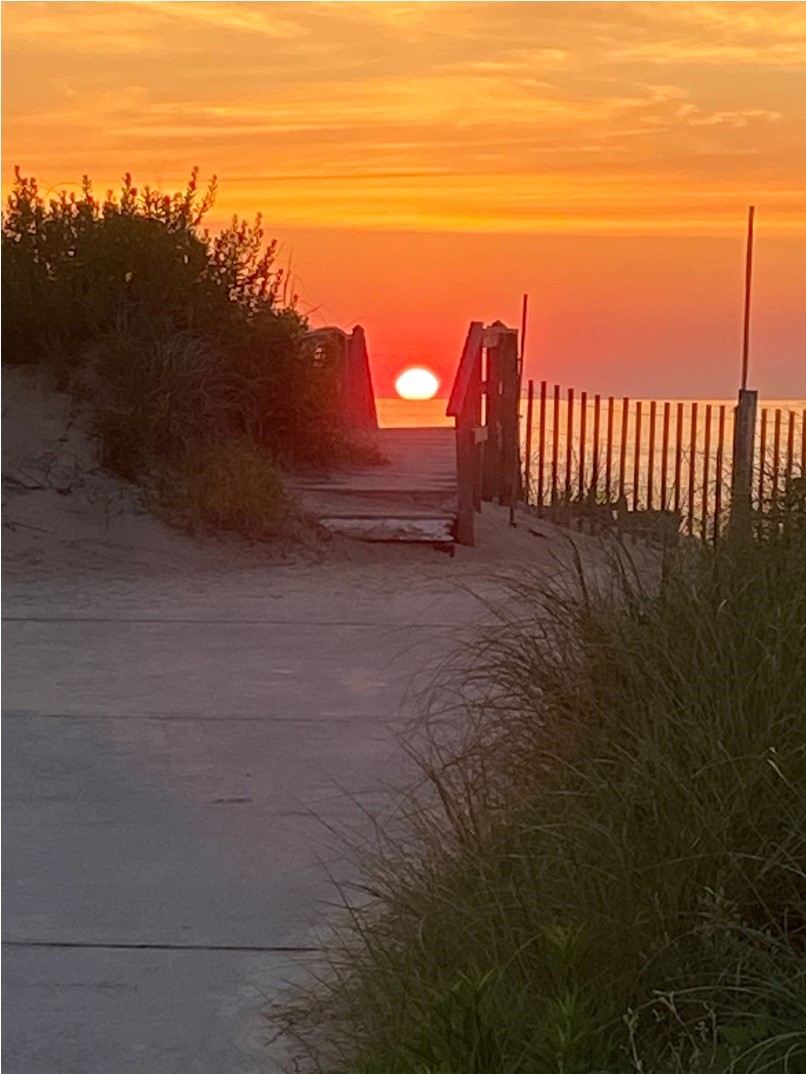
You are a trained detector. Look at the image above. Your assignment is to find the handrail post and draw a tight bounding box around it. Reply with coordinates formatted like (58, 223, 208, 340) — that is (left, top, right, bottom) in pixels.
(447, 322, 485, 546)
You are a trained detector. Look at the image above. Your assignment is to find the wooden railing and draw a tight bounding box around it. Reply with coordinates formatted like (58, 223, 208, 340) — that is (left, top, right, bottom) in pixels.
(305, 325, 378, 430)
(447, 321, 520, 545)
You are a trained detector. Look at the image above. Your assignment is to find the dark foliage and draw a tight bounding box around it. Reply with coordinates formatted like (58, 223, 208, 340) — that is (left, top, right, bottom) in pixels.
(2, 167, 363, 477)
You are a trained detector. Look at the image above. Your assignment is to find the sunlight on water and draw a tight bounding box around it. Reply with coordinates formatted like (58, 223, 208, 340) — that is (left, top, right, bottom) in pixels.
(377, 398, 453, 428)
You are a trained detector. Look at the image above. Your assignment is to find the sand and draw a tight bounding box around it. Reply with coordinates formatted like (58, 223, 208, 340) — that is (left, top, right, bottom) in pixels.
(2, 363, 623, 1072)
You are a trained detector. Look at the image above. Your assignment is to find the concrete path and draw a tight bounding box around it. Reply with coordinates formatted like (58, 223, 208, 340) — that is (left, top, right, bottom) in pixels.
(3, 516, 578, 1073)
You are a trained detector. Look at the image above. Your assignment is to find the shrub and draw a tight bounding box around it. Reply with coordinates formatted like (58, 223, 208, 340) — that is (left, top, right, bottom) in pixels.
(152, 437, 298, 542)
(2, 167, 376, 504)
(277, 525, 806, 1072)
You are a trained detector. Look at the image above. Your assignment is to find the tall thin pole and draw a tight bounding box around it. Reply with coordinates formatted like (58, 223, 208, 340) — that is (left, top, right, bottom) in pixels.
(518, 293, 528, 380)
(741, 205, 755, 391)
(731, 206, 758, 543)
(510, 293, 529, 525)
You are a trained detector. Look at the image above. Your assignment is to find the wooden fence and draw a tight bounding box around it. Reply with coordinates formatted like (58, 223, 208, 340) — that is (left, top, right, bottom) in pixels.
(523, 381, 805, 542)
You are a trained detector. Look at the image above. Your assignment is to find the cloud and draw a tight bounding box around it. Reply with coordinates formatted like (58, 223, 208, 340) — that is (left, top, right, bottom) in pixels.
(3, 2, 805, 236)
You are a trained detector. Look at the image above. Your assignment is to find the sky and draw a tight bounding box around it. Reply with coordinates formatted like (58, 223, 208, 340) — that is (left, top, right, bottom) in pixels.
(3, 1, 805, 398)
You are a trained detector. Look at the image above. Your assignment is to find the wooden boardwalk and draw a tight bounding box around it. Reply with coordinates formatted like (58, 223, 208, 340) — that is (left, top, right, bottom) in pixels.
(294, 320, 521, 546)
(287, 427, 458, 543)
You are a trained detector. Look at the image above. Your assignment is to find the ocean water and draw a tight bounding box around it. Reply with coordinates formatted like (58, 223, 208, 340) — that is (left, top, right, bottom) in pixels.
(377, 397, 453, 428)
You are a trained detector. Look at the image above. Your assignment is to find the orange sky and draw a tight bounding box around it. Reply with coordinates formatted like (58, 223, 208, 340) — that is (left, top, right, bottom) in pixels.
(3, 1, 805, 397)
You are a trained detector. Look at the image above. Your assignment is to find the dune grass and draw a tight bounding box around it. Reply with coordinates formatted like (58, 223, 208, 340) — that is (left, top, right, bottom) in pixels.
(150, 436, 299, 542)
(2, 168, 373, 537)
(278, 521, 806, 1073)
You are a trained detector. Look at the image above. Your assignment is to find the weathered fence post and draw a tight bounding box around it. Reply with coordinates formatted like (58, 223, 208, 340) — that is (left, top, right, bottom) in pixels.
(728, 388, 758, 543)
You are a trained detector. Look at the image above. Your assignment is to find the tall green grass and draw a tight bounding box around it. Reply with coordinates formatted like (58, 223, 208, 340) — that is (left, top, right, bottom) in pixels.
(279, 523, 806, 1073)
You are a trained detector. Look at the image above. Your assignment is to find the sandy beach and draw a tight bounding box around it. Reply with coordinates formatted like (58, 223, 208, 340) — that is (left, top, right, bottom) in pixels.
(2, 365, 615, 1071)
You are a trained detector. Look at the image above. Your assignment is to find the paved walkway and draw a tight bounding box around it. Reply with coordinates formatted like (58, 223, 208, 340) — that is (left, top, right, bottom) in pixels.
(4, 518, 571, 1073)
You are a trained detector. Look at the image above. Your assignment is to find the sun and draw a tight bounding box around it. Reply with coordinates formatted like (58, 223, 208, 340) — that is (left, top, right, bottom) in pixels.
(395, 367, 440, 401)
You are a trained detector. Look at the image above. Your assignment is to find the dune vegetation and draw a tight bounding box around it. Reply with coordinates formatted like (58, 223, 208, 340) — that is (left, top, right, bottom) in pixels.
(2, 167, 369, 539)
(281, 515, 806, 1073)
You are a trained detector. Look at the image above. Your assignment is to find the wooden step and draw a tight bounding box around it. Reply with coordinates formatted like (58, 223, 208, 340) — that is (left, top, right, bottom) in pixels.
(320, 516, 454, 543)
(286, 425, 458, 544)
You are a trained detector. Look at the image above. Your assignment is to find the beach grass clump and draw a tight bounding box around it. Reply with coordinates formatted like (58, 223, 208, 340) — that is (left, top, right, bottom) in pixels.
(87, 329, 242, 480)
(279, 523, 806, 1072)
(151, 436, 299, 542)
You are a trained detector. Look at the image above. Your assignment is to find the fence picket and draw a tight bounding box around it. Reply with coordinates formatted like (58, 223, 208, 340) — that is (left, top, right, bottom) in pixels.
(772, 408, 782, 521)
(551, 384, 560, 505)
(633, 401, 642, 511)
(605, 397, 614, 501)
(579, 391, 588, 499)
(565, 388, 575, 501)
(701, 404, 712, 541)
(674, 402, 684, 516)
(619, 398, 630, 502)
(647, 401, 657, 511)
(714, 405, 726, 543)
(661, 402, 670, 510)
(538, 380, 547, 510)
(688, 402, 698, 535)
(592, 394, 601, 501)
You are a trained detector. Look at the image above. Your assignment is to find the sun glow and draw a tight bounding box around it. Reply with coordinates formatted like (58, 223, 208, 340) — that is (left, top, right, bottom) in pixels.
(395, 367, 440, 401)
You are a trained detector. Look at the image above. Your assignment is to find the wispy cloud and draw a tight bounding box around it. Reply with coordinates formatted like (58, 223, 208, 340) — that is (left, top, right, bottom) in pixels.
(3, 2, 805, 234)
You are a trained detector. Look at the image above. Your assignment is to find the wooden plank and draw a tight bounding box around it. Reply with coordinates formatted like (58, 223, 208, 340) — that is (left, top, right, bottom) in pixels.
(633, 400, 642, 511)
(591, 394, 601, 500)
(578, 390, 587, 499)
(660, 402, 670, 510)
(345, 325, 378, 429)
(551, 384, 560, 505)
(523, 379, 534, 504)
(455, 422, 476, 545)
(538, 380, 547, 511)
(565, 388, 575, 500)
(647, 400, 656, 511)
(605, 396, 614, 501)
(714, 404, 726, 544)
(619, 397, 629, 501)
(688, 401, 698, 535)
(321, 517, 454, 542)
(446, 322, 484, 418)
(702, 403, 712, 541)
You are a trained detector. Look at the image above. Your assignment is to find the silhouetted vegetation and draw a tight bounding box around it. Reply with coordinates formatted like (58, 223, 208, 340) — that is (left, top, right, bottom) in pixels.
(2, 167, 368, 537)
(279, 519, 806, 1071)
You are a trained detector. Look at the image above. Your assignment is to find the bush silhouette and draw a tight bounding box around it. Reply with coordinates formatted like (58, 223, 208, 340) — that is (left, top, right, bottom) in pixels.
(2, 167, 368, 504)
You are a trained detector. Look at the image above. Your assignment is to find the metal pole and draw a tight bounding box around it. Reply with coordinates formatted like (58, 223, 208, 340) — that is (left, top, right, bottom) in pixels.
(741, 205, 755, 391)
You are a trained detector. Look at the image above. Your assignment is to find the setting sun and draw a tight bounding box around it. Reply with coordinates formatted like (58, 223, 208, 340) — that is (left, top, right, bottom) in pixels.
(395, 367, 440, 401)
